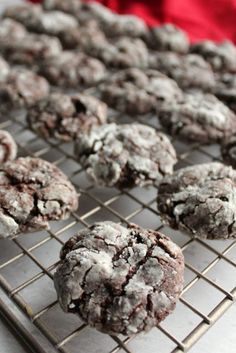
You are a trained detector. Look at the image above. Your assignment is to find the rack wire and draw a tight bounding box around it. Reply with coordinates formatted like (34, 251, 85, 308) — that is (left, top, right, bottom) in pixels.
(0, 103, 235, 353)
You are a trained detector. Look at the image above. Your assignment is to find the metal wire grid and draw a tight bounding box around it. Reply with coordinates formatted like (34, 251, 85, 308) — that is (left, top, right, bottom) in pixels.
(0, 105, 235, 353)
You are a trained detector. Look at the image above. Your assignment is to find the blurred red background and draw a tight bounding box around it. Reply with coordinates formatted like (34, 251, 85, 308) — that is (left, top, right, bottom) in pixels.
(29, 0, 236, 43)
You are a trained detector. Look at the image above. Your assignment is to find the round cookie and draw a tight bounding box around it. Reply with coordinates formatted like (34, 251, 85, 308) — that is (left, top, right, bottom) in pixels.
(214, 72, 236, 113)
(0, 130, 17, 164)
(103, 14, 148, 38)
(54, 221, 184, 335)
(0, 157, 78, 238)
(149, 52, 216, 91)
(0, 68, 50, 110)
(74, 123, 177, 188)
(0, 56, 10, 82)
(27, 93, 107, 141)
(158, 92, 236, 144)
(43, 0, 82, 14)
(96, 37, 149, 69)
(157, 162, 236, 239)
(39, 51, 106, 88)
(100, 68, 182, 115)
(0, 18, 27, 43)
(190, 40, 236, 72)
(149, 24, 189, 53)
(221, 135, 236, 168)
(3, 3, 78, 36)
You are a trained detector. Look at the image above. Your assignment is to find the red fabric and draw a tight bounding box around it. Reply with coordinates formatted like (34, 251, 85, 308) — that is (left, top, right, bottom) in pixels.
(29, 0, 236, 43)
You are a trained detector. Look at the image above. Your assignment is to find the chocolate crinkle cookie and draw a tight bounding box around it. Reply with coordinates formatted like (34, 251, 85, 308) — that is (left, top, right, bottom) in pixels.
(3, 3, 78, 36)
(149, 52, 216, 91)
(0, 68, 50, 110)
(27, 93, 107, 141)
(157, 162, 236, 239)
(0, 157, 78, 238)
(214, 72, 236, 113)
(0, 130, 17, 164)
(39, 51, 106, 88)
(54, 221, 184, 335)
(158, 92, 236, 144)
(100, 68, 182, 115)
(0, 19, 62, 66)
(95, 37, 149, 69)
(58, 20, 107, 52)
(190, 40, 236, 72)
(148, 24, 189, 53)
(74, 123, 177, 188)
(221, 135, 236, 168)
(43, 0, 82, 14)
(0, 56, 10, 82)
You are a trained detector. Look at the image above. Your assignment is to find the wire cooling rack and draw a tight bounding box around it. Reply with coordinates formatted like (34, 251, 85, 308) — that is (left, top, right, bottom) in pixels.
(0, 104, 235, 353)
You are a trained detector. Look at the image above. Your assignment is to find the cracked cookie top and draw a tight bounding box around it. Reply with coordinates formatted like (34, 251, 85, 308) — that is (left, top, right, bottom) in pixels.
(54, 221, 184, 335)
(0, 157, 78, 238)
(0, 130, 17, 164)
(158, 92, 236, 143)
(39, 51, 106, 88)
(74, 123, 177, 188)
(0, 68, 50, 110)
(100, 68, 182, 115)
(27, 92, 107, 141)
(149, 52, 216, 91)
(157, 162, 236, 239)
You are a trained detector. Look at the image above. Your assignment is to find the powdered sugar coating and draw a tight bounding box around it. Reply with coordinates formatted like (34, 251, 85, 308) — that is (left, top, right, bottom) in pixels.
(159, 92, 236, 143)
(0, 157, 78, 238)
(0, 68, 50, 110)
(54, 221, 184, 335)
(149, 52, 216, 91)
(27, 93, 107, 141)
(0, 130, 17, 164)
(100, 68, 183, 114)
(39, 51, 106, 88)
(74, 123, 177, 188)
(157, 162, 236, 239)
(0, 56, 10, 82)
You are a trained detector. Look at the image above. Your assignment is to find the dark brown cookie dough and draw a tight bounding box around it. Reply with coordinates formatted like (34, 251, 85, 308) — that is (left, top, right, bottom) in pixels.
(0, 130, 17, 164)
(74, 123, 177, 188)
(27, 92, 107, 141)
(158, 92, 236, 144)
(148, 24, 189, 53)
(0, 157, 78, 238)
(3, 3, 78, 36)
(190, 40, 236, 72)
(0, 68, 50, 110)
(0, 56, 10, 82)
(0, 19, 62, 65)
(95, 37, 149, 69)
(39, 51, 106, 88)
(214, 72, 236, 113)
(221, 135, 236, 168)
(54, 221, 184, 335)
(157, 162, 236, 239)
(149, 52, 216, 91)
(100, 68, 182, 114)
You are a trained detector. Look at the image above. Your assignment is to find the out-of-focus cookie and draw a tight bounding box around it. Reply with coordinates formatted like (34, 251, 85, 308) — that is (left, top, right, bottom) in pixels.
(214, 72, 236, 113)
(0, 157, 78, 238)
(0, 68, 50, 110)
(0, 130, 17, 164)
(221, 135, 236, 168)
(158, 92, 236, 143)
(27, 93, 107, 141)
(39, 51, 106, 88)
(100, 68, 182, 114)
(190, 40, 236, 72)
(149, 52, 216, 91)
(148, 24, 189, 53)
(157, 162, 236, 239)
(74, 123, 177, 188)
(0, 56, 10, 82)
(54, 221, 184, 335)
